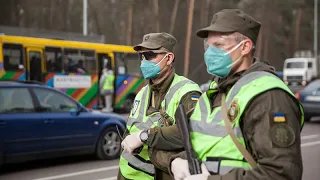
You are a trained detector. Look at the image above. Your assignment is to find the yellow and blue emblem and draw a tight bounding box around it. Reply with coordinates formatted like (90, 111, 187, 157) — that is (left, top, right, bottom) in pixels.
(191, 95, 199, 101)
(273, 113, 286, 123)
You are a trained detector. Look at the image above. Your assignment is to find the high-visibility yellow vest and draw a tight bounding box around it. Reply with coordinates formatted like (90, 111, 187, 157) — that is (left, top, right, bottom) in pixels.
(189, 71, 304, 175)
(103, 71, 115, 90)
(119, 74, 201, 179)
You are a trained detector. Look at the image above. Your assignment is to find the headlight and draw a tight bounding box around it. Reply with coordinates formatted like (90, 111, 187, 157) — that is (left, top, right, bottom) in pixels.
(302, 80, 307, 86)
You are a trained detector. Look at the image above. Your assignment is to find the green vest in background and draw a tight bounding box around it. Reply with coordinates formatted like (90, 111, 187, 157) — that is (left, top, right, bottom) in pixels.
(119, 74, 201, 180)
(189, 71, 304, 175)
(103, 71, 115, 91)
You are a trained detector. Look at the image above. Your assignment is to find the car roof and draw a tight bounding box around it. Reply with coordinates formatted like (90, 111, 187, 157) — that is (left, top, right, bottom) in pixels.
(0, 80, 48, 87)
(285, 58, 314, 62)
(0, 80, 80, 103)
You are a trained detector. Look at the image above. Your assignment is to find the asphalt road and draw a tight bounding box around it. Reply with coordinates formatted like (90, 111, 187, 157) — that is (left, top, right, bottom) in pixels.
(0, 118, 319, 180)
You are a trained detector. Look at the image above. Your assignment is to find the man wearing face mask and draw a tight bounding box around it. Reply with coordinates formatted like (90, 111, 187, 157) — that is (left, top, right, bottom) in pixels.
(169, 9, 304, 180)
(117, 32, 202, 180)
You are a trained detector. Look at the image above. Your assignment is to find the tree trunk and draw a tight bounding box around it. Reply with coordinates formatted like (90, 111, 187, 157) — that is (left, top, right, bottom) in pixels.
(153, 0, 159, 32)
(294, 7, 302, 52)
(169, 0, 180, 34)
(183, 0, 195, 77)
(127, 3, 133, 45)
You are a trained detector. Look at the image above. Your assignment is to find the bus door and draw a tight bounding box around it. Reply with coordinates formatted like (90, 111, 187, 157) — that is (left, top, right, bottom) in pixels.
(97, 52, 114, 76)
(97, 52, 114, 108)
(26, 48, 44, 82)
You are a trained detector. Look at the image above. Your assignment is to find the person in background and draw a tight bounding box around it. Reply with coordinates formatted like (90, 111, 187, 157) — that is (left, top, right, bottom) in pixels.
(99, 62, 115, 112)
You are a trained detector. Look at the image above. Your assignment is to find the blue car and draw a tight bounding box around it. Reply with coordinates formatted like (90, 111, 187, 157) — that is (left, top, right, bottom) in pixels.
(295, 79, 320, 121)
(0, 81, 126, 166)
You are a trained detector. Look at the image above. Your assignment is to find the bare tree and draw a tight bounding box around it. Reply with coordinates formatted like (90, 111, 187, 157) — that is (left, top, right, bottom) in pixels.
(169, 0, 180, 34)
(153, 0, 159, 32)
(183, 0, 195, 77)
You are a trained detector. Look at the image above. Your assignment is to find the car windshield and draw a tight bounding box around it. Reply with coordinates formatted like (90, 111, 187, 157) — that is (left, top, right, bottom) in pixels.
(286, 62, 305, 69)
(304, 80, 320, 91)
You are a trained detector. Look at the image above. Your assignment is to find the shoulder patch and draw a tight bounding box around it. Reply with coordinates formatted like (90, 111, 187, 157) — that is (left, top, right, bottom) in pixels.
(131, 100, 140, 116)
(270, 123, 295, 148)
(227, 98, 240, 122)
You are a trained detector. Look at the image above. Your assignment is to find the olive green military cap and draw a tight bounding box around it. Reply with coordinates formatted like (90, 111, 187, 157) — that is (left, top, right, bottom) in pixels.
(133, 32, 177, 53)
(196, 9, 261, 44)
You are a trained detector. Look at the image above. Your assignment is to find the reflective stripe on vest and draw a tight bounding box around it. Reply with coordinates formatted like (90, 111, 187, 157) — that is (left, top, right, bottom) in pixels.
(122, 151, 155, 176)
(122, 77, 196, 176)
(203, 160, 250, 175)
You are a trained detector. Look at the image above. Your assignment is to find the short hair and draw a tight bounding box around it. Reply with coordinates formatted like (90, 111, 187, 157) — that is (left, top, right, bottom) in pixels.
(233, 32, 256, 56)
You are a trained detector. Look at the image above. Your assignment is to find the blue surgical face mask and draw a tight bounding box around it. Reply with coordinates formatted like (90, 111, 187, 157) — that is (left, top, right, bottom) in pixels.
(140, 54, 168, 79)
(204, 41, 244, 78)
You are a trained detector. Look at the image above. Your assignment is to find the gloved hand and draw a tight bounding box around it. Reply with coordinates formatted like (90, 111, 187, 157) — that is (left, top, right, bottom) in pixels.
(183, 164, 210, 180)
(121, 131, 143, 154)
(171, 158, 190, 180)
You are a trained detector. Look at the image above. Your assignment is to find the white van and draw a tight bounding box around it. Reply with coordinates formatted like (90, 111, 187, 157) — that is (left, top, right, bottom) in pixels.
(283, 58, 317, 86)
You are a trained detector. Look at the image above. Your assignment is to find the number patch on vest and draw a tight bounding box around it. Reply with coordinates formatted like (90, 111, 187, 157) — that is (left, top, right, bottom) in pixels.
(131, 100, 140, 116)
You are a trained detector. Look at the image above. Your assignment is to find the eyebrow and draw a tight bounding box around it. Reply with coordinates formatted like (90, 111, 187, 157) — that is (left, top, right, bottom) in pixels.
(212, 38, 226, 46)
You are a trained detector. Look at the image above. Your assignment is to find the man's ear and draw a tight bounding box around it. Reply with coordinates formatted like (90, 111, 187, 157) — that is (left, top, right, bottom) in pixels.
(241, 40, 253, 56)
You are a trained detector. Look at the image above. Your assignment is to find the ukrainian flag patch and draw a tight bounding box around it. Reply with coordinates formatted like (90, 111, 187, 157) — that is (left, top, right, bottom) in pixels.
(273, 113, 286, 122)
(191, 95, 199, 101)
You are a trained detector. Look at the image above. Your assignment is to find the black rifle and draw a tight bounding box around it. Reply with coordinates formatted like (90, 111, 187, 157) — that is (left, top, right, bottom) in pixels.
(175, 104, 202, 175)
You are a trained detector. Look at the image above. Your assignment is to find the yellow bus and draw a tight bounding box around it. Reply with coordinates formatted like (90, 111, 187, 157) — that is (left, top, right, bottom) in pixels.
(0, 35, 145, 112)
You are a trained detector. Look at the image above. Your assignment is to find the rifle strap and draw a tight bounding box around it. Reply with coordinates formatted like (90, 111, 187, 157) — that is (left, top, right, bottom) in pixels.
(152, 91, 156, 108)
(221, 93, 258, 168)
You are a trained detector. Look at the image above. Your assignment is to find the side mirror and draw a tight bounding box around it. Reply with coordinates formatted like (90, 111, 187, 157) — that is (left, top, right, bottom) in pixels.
(70, 105, 83, 116)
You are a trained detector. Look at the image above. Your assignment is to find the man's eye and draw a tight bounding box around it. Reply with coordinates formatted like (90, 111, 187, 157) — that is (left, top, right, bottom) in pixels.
(215, 43, 222, 48)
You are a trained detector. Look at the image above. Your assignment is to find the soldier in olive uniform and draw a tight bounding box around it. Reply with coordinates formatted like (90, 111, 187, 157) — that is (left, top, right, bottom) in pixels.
(117, 32, 202, 180)
(168, 9, 304, 180)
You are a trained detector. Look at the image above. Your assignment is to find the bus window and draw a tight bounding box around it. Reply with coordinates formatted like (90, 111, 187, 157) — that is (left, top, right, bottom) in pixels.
(82, 50, 96, 73)
(97, 53, 112, 75)
(45, 47, 63, 72)
(114, 52, 141, 76)
(3, 43, 24, 71)
(114, 52, 126, 75)
(126, 53, 141, 76)
(64, 49, 96, 74)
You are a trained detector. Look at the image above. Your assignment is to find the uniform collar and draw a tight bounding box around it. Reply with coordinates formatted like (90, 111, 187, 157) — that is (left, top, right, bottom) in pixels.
(149, 67, 175, 94)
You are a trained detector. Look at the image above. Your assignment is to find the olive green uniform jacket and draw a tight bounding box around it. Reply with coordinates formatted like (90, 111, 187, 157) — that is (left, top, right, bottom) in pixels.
(117, 67, 202, 180)
(168, 60, 303, 180)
